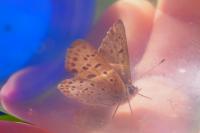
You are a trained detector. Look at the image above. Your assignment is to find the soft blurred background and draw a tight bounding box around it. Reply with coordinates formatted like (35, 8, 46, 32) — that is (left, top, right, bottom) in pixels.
(96, 0, 157, 20)
(0, 0, 157, 85)
(1, 1, 200, 133)
(0, 0, 157, 121)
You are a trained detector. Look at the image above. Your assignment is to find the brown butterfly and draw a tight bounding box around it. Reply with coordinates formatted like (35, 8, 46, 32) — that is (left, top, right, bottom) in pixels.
(57, 20, 138, 111)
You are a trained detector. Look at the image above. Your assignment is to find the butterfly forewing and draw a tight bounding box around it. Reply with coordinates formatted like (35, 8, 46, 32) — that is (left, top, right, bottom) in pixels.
(98, 20, 131, 84)
(66, 40, 110, 79)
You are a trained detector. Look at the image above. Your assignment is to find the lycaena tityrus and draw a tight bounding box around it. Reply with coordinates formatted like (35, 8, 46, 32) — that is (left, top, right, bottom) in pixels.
(58, 20, 139, 113)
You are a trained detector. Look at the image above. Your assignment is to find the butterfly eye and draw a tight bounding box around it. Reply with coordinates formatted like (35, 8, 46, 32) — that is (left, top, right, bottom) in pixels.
(128, 85, 138, 95)
(128, 87, 134, 95)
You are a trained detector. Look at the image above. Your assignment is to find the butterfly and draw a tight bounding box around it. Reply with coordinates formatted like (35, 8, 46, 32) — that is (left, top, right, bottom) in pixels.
(57, 20, 138, 109)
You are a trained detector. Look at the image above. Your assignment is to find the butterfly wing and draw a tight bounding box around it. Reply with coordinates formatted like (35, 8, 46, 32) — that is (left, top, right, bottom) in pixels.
(66, 40, 124, 85)
(98, 20, 132, 84)
(58, 78, 123, 106)
(59, 39, 126, 106)
(66, 39, 110, 79)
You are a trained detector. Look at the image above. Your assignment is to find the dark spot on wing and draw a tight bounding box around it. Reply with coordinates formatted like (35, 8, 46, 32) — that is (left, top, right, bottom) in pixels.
(59, 84, 64, 88)
(103, 71, 107, 75)
(71, 69, 78, 73)
(90, 83, 95, 87)
(86, 64, 91, 67)
(94, 64, 101, 68)
(84, 88, 88, 91)
(71, 63, 75, 67)
(82, 66, 88, 70)
(118, 36, 122, 40)
(87, 74, 96, 79)
(63, 90, 70, 93)
(73, 57, 78, 61)
(118, 49, 124, 53)
(74, 52, 79, 56)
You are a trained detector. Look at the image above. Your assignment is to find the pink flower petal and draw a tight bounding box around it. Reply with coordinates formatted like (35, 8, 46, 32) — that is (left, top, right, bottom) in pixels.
(0, 1, 156, 133)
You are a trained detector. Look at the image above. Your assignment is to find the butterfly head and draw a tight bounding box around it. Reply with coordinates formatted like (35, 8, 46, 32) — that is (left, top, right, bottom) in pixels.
(127, 84, 139, 97)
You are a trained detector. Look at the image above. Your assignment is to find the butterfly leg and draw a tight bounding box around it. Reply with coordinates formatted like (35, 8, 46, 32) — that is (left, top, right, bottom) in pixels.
(127, 94, 133, 116)
(112, 103, 120, 119)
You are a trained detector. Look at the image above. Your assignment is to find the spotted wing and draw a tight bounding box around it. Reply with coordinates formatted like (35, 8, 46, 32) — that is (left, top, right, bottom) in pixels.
(98, 20, 131, 83)
(58, 78, 124, 106)
(59, 39, 126, 105)
(65, 39, 123, 84)
(65, 39, 111, 78)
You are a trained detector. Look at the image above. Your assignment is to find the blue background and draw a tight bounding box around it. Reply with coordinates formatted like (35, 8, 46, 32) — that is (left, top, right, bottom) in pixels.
(0, 0, 95, 81)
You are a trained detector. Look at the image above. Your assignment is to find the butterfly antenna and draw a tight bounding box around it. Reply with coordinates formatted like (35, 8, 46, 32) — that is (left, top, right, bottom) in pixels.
(136, 88, 152, 100)
(137, 58, 165, 80)
(138, 93, 152, 100)
(112, 103, 120, 119)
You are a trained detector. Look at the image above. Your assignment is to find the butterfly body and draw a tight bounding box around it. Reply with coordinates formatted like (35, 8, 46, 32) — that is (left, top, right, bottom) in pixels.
(58, 20, 138, 107)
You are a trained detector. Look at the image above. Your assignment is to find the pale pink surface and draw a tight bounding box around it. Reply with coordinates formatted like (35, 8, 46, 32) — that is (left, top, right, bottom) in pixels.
(0, 121, 51, 133)
(0, 59, 113, 133)
(1, 0, 200, 133)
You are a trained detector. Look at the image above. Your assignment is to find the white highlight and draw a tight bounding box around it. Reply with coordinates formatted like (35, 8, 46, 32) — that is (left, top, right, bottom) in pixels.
(178, 68, 186, 73)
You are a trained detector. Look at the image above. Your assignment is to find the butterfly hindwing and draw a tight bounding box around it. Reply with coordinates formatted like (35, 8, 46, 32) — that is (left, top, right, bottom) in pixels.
(58, 78, 123, 106)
